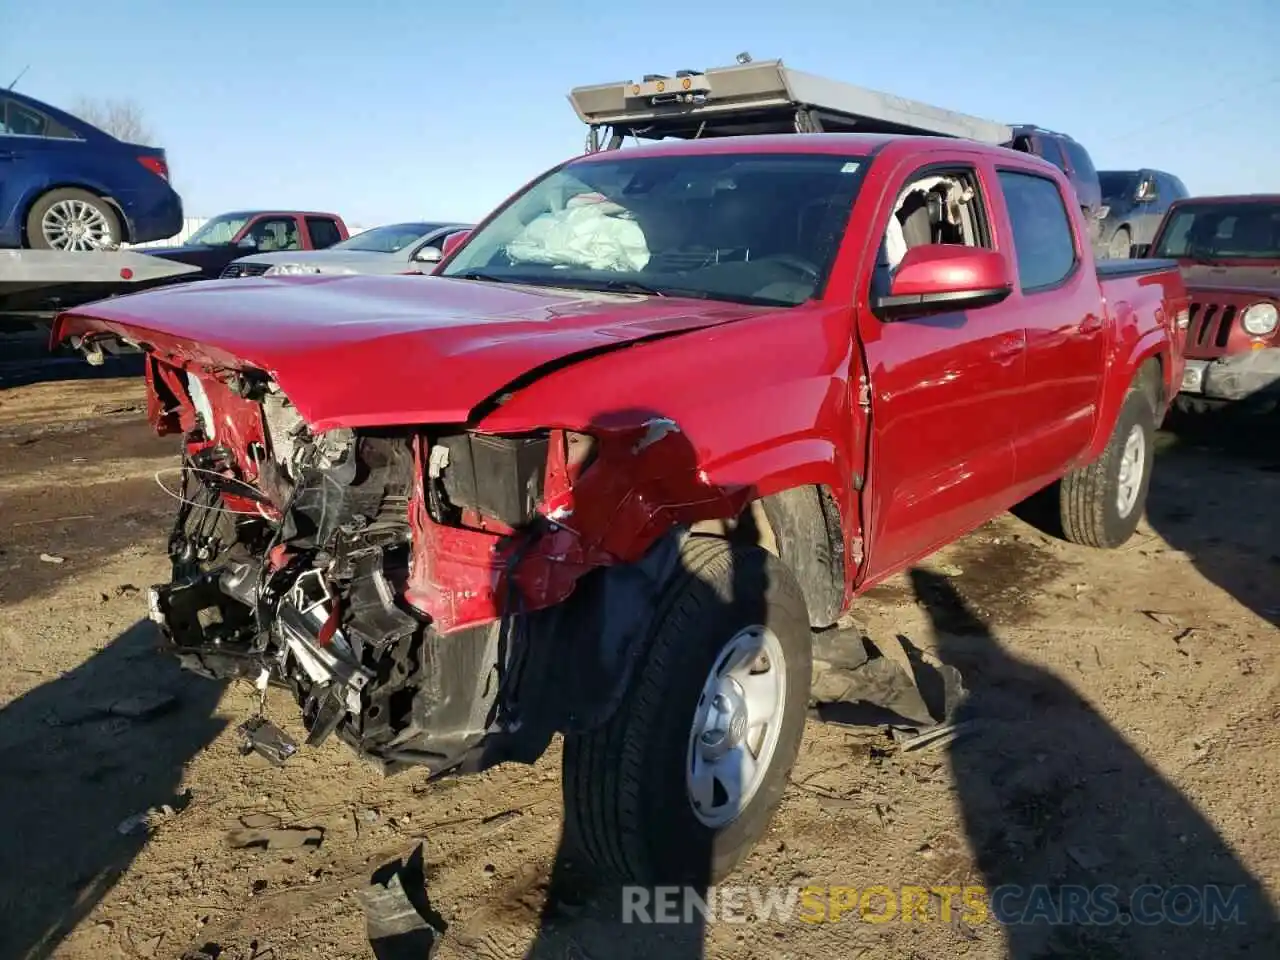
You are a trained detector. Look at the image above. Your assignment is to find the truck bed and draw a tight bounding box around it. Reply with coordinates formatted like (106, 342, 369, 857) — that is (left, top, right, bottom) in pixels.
(1095, 258, 1181, 280)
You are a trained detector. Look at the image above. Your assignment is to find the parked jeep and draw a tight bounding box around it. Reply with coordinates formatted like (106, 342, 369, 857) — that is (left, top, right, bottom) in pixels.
(55, 133, 1188, 885)
(1145, 194, 1280, 414)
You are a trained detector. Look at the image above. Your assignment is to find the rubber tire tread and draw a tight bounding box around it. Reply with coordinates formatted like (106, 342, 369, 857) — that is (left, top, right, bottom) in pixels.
(562, 534, 811, 885)
(1059, 386, 1156, 549)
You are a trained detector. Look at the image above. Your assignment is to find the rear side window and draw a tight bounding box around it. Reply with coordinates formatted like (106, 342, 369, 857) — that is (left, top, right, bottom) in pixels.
(997, 170, 1078, 292)
(1061, 139, 1097, 181)
(1023, 136, 1069, 172)
(0, 98, 78, 139)
(307, 217, 343, 249)
(1162, 174, 1189, 201)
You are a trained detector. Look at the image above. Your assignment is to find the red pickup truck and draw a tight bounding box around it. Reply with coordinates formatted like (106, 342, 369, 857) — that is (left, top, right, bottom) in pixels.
(54, 134, 1187, 886)
(143, 210, 350, 281)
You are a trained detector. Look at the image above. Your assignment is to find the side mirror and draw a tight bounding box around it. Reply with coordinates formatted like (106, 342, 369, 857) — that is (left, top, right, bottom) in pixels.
(873, 245, 1013, 320)
(1130, 243, 1152, 259)
(413, 246, 443, 263)
(1135, 181, 1156, 203)
(441, 229, 471, 260)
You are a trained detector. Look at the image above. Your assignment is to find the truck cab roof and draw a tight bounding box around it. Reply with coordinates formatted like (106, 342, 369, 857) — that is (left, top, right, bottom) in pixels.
(217, 209, 344, 220)
(568, 131, 1052, 172)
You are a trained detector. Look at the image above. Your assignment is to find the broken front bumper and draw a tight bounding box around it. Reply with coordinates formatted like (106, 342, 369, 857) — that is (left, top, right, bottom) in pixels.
(1179, 347, 1280, 403)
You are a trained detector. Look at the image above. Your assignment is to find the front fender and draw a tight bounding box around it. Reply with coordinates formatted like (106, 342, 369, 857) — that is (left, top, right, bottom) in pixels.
(473, 304, 864, 611)
(1085, 327, 1173, 459)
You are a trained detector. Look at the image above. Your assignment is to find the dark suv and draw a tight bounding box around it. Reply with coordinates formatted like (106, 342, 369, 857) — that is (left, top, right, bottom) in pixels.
(1006, 125, 1104, 246)
(1096, 169, 1190, 260)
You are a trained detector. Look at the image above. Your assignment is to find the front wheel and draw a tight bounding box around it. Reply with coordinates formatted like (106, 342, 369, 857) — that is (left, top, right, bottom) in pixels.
(562, 536, 812, 886)
(1059, 387, 1156, 548)
(26, 188, 122, 250)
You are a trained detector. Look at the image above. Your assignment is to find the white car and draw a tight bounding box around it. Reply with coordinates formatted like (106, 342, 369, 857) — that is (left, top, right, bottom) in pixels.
(221, 221, 472, 278)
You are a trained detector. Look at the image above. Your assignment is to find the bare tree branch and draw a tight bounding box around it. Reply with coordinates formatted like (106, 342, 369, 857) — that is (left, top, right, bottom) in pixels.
(70, 97, 154, 144)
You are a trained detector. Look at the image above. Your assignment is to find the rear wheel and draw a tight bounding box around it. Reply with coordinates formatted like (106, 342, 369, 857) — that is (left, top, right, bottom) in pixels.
(26, 188, 122, 250)
(562, 536, 812, 885)
(1107, 226, 1132, 260)
(1059, 386, 1156, 548)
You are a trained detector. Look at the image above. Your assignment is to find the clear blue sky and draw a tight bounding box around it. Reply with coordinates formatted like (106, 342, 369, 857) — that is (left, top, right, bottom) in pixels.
(3, 0, 1277, 225)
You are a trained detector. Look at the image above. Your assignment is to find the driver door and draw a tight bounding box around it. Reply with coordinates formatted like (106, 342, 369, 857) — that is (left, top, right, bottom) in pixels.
(241, 216, 301, 252)
(857, 156, 1026, 585)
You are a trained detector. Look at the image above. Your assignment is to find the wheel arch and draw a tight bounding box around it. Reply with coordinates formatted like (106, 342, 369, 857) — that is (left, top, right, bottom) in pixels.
(21, 183, 130, 246)
(1085, 336, 1170, 459)
(690, 483, 847, 629)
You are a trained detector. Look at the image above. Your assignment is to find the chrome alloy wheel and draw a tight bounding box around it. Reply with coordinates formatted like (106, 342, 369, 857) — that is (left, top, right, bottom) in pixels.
(41, 198, 116, 250)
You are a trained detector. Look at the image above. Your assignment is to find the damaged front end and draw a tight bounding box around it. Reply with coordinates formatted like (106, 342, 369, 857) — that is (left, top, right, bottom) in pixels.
(138, 351, 744, 778)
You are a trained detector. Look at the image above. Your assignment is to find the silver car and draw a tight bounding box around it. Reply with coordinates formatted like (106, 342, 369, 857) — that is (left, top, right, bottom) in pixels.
(221, 221, 472, 278)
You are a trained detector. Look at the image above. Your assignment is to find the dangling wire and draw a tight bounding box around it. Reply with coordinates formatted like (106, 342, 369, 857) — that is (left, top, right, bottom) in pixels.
(154, 466, 271, 516)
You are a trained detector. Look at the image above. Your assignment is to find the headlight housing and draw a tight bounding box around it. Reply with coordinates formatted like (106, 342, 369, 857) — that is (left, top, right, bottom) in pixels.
(1241, 302, 1279, 336)
(264, 263, 322, 276)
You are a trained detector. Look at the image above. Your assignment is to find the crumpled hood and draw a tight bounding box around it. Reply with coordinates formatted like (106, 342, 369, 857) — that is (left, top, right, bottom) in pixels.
(53, 274, 776, 430)
(1180, 264, 1280, 297)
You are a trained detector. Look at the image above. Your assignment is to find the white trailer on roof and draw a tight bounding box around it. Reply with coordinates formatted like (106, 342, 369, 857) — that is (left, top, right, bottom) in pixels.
(568, 57, 1013, 152)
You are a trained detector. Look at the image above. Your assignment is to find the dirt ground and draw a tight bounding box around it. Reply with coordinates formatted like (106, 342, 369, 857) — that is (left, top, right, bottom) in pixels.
(1, 372, 1277, 960)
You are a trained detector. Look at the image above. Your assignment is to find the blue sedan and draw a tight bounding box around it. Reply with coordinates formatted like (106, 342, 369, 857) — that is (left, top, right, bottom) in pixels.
(0, 90, 183, 250)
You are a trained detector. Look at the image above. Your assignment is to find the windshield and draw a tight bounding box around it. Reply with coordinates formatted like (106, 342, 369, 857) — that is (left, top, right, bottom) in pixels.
(185, 214, 251, 247)
(1099, 172, 1138, 202)
(332, 223, 440, 253)
(440, 151, 867, 306)
(1153, 203, 1280, 261)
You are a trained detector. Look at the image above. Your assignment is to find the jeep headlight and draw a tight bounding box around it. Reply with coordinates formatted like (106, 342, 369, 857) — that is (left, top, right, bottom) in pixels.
(265, 263, 322, 276)
(1241, 302, 1279, 336)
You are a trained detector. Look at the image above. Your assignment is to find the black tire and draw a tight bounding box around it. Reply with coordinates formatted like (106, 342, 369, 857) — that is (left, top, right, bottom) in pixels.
(760, 486, 845, 629)
(1059, 386, 1156, 548)
(25, 188, 122, 250)
(562, 535, 812, 886)
(1107, 226, 1132, 260)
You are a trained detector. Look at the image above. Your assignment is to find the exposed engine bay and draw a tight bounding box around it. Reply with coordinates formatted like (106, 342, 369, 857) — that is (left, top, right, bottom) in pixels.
(136, 350, 772, 779)
(147, 356, 593, 776)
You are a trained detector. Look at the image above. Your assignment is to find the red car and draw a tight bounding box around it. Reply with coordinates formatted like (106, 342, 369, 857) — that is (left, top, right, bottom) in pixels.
(1146, 194, 1280, 415)
(54, 133, 1188, 885)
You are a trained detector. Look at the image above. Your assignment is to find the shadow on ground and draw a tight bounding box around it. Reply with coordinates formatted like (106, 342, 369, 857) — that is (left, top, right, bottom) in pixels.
(1145, 414, 1280, 629)
(913, 568, 1278, 959)
(0, 619, 226, 960)
(0, 351, 144, 391)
